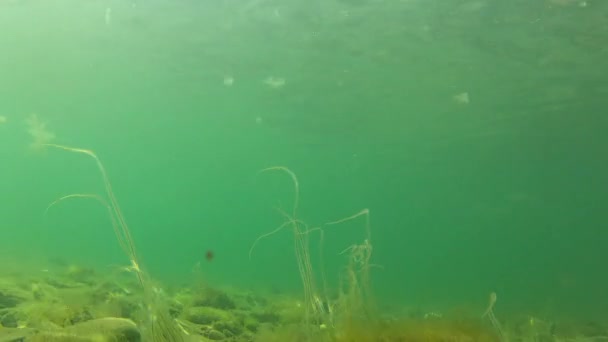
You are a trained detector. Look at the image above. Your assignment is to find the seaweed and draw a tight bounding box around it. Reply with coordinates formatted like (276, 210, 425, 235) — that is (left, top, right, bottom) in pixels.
(40, 143, 185, 342)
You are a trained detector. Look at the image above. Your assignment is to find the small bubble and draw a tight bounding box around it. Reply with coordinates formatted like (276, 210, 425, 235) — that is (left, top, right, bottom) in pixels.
(223, 76, 234, 86)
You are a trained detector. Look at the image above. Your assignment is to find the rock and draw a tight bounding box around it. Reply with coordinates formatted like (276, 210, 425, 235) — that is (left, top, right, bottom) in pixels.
(0, 282, 29, 309)
(214, 319, 243, 336)
(18, 318, 140, 342)
(250, 310, 280, 324)
(26, 331, 97, 342)
(64, 266, 96, 285)
(184, 307, 233, 325)
(204, 329, 226, 341)
(65, 307, 94, 326)
(0, 310, 22, 328)
(0, 327, 34, 341)
(68, 317, 140, 340)
(242, 293, 267, 308)
(192, 289, 235, 310)
(242, 315, 259, 332)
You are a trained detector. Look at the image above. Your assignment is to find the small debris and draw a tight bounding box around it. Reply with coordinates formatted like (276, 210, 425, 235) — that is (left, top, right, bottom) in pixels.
(105, 8, 112, 26)
(264, 76, 286, 88)
(453, 92, 470, 104)
(223, 76, 234, 86)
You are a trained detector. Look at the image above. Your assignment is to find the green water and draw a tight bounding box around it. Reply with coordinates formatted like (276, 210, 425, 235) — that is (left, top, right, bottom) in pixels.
(1, 0, 606, 323)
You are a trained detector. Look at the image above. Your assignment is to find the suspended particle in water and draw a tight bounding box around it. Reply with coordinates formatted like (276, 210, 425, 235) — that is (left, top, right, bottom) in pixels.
(453, 92, 470, 104)
(105, 7, 112, 26)
(25, 114, 55, 148)
(547, 0, 581, 6)
(223, 76, 234, 86)
(255, 116, 263, 125)
(205, 250, 215, 262)
(264, 76, 286, 88)
(0, 115, 6, 124)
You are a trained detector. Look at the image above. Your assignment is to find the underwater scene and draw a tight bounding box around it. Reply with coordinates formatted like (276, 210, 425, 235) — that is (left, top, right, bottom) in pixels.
(1, 0, 607, 341)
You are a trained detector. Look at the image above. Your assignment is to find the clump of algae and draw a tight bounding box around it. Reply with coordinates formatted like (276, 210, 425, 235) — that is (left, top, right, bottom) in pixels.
(251, 167, 376, 337)
(38, 142, 185, 342)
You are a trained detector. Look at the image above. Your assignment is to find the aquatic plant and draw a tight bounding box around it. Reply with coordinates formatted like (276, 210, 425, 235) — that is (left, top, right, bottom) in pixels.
(482, 291, 508, 342)
(333, 315, 499, 342)
(333, 235, 376, 327)
(40, 143, 185, 342)
(250, 166, 322, 328)
(250, 166, 374, 333)
(25, 114, 55, 150)
(42, 145, 144, 286)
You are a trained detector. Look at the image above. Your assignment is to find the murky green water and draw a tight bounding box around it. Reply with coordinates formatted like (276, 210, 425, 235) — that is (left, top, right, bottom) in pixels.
(1, 0, 606, 334)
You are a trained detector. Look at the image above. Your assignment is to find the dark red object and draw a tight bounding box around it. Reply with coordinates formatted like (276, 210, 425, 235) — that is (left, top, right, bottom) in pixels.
(205, 250, 214, 262)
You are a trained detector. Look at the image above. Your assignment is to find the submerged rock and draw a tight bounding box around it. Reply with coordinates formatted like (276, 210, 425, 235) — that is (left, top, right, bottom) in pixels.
(0, 283, 29, 309)
(0, 327, 35, 341)
(184, 307, 234, 325)
(191, 288, 236, 310)
(25, 317, 140, 342)
(68, 317, 140, 341)
(26, 331, 100, 342)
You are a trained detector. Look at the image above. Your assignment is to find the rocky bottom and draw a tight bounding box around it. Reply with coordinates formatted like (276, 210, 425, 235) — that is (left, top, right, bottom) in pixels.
(0, 263, 606, 342)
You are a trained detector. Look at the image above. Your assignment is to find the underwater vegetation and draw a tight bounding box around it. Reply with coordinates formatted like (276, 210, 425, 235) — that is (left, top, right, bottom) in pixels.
(28, 141, 499, 342)
(3, 259, 603, 342)
(1, 125, 603, 341)
(38, 142, 186, 342)
(25, 114, 55, 150)
(247, 167, 502, 342)
(250, 166, 375, 331)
